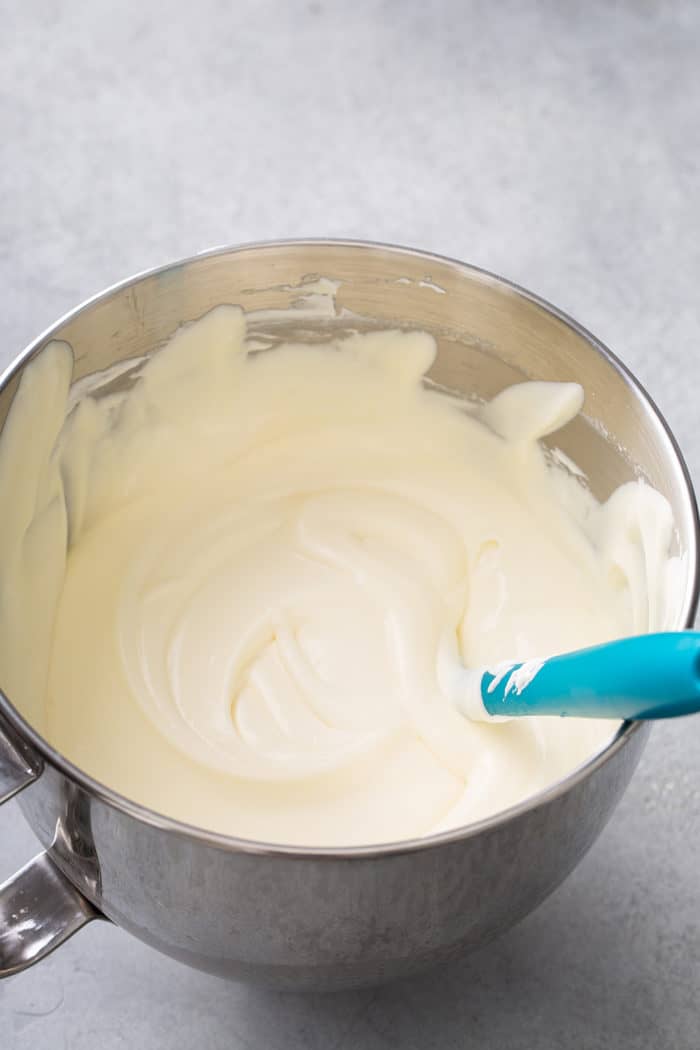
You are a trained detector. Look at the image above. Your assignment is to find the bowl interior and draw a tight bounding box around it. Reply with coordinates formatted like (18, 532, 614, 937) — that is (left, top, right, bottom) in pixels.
(4, 242, 691, 503)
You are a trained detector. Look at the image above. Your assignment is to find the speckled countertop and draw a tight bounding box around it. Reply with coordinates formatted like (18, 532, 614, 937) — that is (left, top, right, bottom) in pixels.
(1, 1, 699, 1046)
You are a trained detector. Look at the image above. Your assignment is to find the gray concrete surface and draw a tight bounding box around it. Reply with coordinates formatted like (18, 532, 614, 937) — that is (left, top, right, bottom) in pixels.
(1, 0, 699, 1046)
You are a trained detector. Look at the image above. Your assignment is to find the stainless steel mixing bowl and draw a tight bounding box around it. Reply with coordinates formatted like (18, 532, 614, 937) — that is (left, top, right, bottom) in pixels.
(1, 241, 698, 990)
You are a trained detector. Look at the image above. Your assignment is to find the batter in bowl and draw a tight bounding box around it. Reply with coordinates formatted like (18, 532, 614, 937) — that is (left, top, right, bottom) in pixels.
(0, 307, 682, 845)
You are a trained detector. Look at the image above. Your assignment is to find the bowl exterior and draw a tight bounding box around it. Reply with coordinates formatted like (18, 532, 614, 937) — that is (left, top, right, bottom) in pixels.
(17, 723, 648, 990)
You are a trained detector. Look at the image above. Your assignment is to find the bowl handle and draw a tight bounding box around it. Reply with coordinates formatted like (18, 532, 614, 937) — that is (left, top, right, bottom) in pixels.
(0, 715, 103, 978)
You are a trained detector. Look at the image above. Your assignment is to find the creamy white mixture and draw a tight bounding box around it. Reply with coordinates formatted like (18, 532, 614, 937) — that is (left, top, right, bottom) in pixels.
(0, 307, 682, 845)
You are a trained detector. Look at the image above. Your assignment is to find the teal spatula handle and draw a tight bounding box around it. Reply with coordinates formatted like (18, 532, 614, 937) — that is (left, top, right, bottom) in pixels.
(482, 632, 700, 720)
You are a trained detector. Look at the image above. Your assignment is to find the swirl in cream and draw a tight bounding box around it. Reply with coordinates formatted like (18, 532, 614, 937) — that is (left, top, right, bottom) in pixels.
(0, 307, 681, 845)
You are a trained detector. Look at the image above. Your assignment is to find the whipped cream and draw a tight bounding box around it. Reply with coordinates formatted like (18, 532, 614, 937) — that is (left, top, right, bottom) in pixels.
(0, 307, 682, 845)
